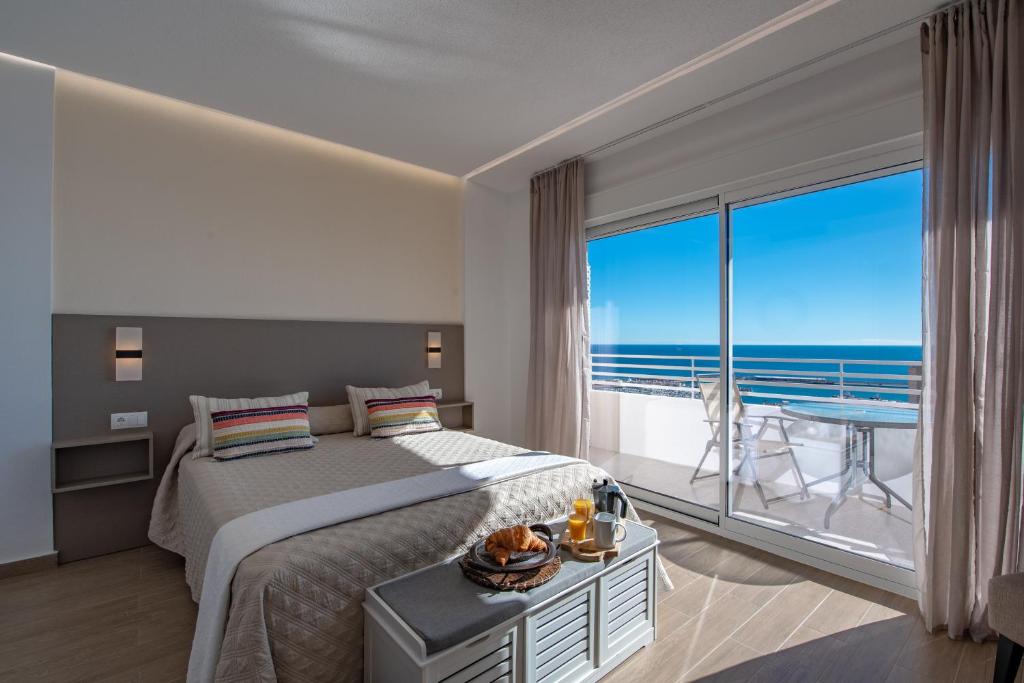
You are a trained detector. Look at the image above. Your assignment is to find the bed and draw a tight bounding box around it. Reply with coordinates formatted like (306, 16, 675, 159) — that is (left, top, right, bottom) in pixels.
(150, 424, 632, 682)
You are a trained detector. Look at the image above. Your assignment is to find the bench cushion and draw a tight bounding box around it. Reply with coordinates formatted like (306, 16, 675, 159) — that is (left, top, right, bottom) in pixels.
(990, 573, 1024, 643)
(375, 520, 657, 654)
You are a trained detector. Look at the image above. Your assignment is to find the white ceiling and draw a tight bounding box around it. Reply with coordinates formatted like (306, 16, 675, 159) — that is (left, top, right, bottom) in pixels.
(0, 0, 816, 176)
(467, 0, 944, 190)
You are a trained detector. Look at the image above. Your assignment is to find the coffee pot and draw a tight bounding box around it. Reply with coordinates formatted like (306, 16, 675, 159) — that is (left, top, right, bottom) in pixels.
(592, 479, 628, 519)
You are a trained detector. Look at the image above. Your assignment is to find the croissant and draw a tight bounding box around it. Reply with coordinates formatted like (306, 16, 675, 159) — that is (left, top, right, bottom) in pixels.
(484, 525, 547, 566)
(487, 545, 512, 567)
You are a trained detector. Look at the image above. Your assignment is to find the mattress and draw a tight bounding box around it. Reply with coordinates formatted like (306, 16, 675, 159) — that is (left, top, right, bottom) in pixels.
(150, 427, 615, 682)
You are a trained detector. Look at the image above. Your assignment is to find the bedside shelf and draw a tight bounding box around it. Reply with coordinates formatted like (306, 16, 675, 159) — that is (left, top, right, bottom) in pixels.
(52, 471, 153, 494)
(51, 430, 153, 494)
(436, 401, 474, 431)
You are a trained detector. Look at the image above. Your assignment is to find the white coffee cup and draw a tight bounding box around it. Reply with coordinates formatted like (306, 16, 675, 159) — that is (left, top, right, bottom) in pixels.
(593, 512, 627, 549)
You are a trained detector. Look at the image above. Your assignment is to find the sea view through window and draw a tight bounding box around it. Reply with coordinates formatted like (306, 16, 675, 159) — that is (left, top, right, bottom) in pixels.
(587, 169, 922, 569)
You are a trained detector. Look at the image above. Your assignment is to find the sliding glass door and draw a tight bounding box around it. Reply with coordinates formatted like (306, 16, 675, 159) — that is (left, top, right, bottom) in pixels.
(587, 210, 720, 518)
(587, 164, 923, 587)
(725, 168, 922, 572)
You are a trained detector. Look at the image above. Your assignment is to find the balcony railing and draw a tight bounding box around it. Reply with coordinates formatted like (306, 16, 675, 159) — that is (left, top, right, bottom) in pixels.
(591, 353, 922, 408)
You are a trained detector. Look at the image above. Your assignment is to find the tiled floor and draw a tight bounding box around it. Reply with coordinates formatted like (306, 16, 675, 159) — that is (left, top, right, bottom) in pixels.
(610, 512, 1006, 683)
(592, 446, 915, 569)
(0, 514, 1003, 682)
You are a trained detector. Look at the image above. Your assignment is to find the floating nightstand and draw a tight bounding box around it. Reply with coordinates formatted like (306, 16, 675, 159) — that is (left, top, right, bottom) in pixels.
(51, 430, 153, 493)
(436, 401, 474, 432)
(51, 430, 155, 563)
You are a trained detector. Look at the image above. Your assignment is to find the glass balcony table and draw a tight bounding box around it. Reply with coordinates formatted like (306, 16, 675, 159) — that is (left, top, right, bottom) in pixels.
(780, 403, 918, 528)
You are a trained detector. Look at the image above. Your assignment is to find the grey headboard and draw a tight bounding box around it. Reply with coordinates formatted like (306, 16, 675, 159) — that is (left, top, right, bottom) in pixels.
(51, 313, 464, 560)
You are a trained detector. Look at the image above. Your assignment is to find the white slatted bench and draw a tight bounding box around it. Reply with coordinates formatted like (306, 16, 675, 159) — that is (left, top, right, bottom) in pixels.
(363, 519, 658, 683)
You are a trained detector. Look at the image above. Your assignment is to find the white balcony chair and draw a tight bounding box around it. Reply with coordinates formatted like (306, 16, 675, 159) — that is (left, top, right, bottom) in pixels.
(689, 375, 810, 509)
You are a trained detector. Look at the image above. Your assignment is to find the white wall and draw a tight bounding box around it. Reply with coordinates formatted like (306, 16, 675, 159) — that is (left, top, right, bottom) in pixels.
(53, 72, 464, 323)
(0, 63, 465, 565)
(462, 41, 923, 452)
(0, 55, 55, 564)
(463, 182, 529, 445)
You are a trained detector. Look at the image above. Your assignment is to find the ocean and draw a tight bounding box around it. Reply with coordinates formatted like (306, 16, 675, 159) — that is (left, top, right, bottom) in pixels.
(591, 344, 922, 404)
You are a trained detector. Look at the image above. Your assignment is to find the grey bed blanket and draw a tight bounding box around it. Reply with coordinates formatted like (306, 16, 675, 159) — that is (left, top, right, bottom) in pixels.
(150, 426, 646, 682)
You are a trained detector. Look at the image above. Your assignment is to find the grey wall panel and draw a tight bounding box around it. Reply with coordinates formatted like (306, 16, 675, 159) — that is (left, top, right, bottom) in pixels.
(51, 313, 464, 561)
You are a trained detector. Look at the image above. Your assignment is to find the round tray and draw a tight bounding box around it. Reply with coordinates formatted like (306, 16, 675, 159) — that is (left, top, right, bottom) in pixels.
(459, 556, 561, 592)
(467, 524, 556, 573)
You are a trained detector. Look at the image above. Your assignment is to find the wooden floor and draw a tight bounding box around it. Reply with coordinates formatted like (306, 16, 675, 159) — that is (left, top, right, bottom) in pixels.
(0, 543, 195, 682)
(610, 512, 1009, 683)
(0, 513, 1006, 682)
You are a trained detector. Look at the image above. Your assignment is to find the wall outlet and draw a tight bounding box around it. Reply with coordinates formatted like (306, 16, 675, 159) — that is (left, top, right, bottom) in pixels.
(111, 411, 148, 430)
(428, 387, 443, 401)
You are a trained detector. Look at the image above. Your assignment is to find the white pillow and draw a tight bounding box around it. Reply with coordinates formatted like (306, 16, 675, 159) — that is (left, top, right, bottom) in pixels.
(308, 404, 354, 436)
(345, 381, 430, 436)
(189, 391, 309, 458)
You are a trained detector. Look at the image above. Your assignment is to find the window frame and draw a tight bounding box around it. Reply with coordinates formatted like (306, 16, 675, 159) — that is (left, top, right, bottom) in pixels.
(585, 151, 925, 596)
(721, 160, 923, 594)
(586, 196, 719, 242)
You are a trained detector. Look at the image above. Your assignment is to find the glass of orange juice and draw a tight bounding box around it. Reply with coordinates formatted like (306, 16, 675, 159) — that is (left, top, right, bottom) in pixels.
(567, 513, 588, 542)
(573, 498, 594, 519)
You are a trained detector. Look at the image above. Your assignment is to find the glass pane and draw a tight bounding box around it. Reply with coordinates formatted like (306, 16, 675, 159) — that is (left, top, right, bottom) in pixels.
(728, 169, 922, 569)
(587, 213, 720, 510)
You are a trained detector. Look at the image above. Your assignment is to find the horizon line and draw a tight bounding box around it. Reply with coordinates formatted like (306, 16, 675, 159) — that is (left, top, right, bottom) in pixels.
(591, 341, 923, 346)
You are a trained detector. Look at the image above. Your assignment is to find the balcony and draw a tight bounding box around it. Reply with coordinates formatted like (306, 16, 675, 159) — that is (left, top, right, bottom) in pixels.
(589, 353, 919, 569)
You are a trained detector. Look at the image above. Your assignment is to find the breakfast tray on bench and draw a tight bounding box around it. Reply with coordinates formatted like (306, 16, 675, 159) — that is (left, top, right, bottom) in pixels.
(364, 518, 659, 683)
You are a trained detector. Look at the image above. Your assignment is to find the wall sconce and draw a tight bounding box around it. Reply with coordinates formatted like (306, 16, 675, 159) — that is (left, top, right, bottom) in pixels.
(427, 331, 441, 369)
(115, 327, 143, 381)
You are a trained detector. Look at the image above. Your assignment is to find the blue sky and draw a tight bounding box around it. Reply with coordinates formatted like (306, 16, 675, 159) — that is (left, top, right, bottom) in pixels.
(588, 169, 923, 346)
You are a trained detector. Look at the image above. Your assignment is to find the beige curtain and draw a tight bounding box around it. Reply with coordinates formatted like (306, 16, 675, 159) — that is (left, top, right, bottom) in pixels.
(917, 0, 1024, 640)
(527, 158, 591, 459)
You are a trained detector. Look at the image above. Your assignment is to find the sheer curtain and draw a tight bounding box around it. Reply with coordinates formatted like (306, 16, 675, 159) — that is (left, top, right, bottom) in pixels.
(917, 0, 1023, 639)
(527, 158, 591, 459)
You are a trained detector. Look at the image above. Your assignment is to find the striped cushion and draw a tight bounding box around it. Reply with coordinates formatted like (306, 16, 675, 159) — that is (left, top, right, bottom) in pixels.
(210, 404, 316, 460)
(346, 381, 430, 436)
(365, 395, 443, 438)
(189, 391, 309, 458)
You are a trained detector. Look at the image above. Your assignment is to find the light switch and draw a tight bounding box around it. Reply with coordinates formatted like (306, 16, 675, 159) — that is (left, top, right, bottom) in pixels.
(111, 411, 148, 430)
